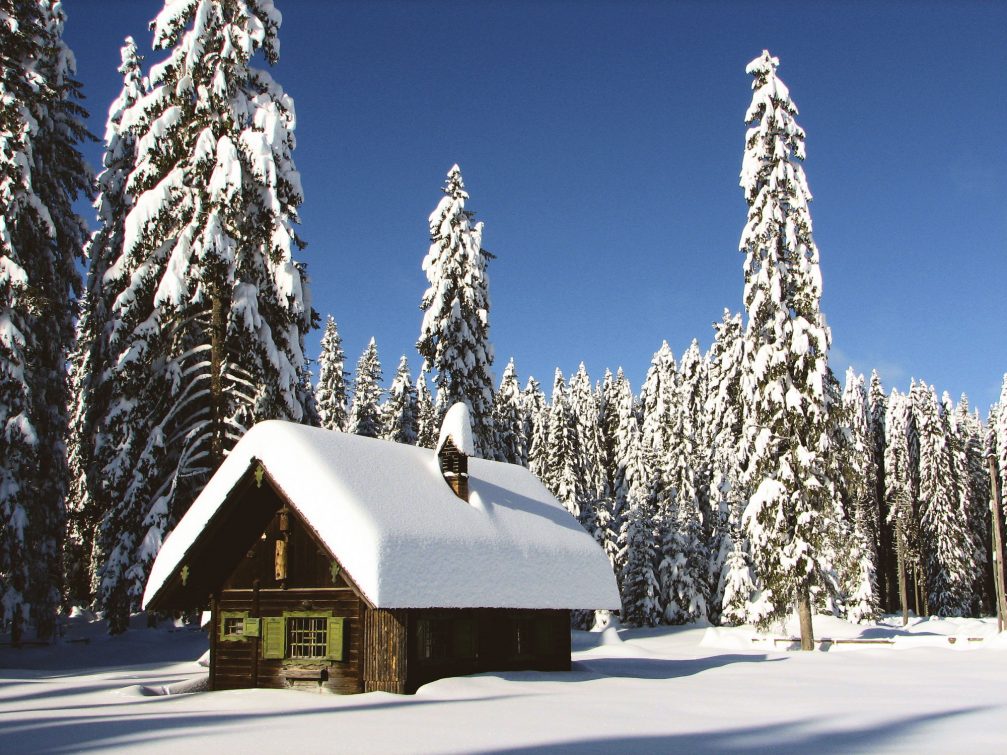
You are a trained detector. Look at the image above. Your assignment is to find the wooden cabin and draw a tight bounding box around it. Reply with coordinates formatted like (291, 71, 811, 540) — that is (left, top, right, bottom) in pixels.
(143, 406, 619, 694)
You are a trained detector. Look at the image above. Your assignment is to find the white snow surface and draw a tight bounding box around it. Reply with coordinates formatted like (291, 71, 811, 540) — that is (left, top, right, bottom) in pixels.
(2, 612, 1007, 753)
(143, 420, 619, 611)
(435, 401, 475, 456)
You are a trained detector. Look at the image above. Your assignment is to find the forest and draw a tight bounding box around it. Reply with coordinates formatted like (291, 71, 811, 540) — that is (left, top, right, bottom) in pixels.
(1, 0, 1005, 649)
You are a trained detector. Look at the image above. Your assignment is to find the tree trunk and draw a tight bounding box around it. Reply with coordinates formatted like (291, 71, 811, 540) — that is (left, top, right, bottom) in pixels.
(210, 293, 224, 466)
(797, 584, 814, 651)
(896, 523, 909, 627)
(988, 455, 1007, 633)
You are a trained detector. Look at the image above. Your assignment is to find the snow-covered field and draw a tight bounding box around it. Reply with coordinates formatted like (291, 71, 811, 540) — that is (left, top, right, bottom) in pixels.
(2, 614, 1006, 753)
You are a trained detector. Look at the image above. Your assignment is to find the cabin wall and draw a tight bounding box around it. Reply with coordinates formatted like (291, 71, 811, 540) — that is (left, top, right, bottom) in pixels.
(363, 608, 409, 694)
(405, 608, 571, 694)
(213, 587, 365, 694)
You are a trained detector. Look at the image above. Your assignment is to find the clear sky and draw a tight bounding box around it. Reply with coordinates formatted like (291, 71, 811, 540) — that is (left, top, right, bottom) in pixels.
(64, 0, 1006, 410)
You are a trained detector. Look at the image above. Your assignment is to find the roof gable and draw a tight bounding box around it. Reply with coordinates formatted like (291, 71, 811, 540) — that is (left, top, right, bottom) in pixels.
(144, 421, 620, 611)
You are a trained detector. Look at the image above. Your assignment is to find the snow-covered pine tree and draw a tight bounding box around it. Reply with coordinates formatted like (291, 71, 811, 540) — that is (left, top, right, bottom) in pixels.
(347, 339, 383, 438)
(66, 37, 146, 610)
(524, 376, 549, 480)
(543, 370, 580, 518)
(868, 370, 894, 611)
(737, 51, 836, 647)
(640, 341, 678, 459)
(705, 310, 750, 623)
(659, 343, 709, 625)
(840, 369, 881, 623)
(955, 396, 991, 613)
(493, 358, 526, 465)
(414, 367, 437, 449)
(381, 355, 418, 445)
(995, 376, 1007, 557)
(916, 386, 972, 616)
(620, 491, 662, 628)
(417, 164, 496, 457)
(603, 369, 635, 569)
(569, 363, 607, 534)
(885, 389, 922, 623)
(0, 0, 91, 642)
(93, 0, 316, 631)
(315, 315, 348, 431)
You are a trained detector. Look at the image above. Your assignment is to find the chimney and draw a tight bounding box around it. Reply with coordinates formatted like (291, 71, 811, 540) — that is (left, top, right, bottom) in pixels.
(436, 403, 475, 502)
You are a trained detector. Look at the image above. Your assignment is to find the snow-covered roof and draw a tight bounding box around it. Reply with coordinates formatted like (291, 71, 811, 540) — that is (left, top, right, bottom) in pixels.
(436, 402, 475, 456)
(144, 421, 619, 611)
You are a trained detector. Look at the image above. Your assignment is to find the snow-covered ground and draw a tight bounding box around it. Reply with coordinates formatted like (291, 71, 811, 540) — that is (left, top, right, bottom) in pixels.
(2, 613, 1006, 753)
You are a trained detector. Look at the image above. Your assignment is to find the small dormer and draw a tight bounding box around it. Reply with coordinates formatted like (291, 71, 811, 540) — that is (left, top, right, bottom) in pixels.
(438, 438, 469, 501)
(436, 403, 476, 502)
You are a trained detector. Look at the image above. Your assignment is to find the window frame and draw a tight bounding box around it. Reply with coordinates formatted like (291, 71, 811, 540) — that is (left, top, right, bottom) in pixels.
(259, 611, 346, 662)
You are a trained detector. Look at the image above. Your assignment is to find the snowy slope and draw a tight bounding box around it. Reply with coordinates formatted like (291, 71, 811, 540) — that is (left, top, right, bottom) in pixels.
(1, 614, 1006, 753)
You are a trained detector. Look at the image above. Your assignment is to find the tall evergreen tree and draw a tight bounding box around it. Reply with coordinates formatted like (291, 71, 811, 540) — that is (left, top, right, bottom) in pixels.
(737, 51, 836, 647)
(840, 369, 881, 622)
(381, 355, 418, 445)
(347, 339, 383, 438)
(916, 386, 972, 616)
(414, 367, 437, 449)
(868, 370, 894, 611)
(543, 370, 580, 518)
(524, 376, 549, 480)
(493, 358, 526, 465)
(885, 390, 917, 624)
(315, 315, 347, 431)
(417, 164, 496, 456)
(956, 396, 991, 613)
(705, 311, 749, 622)
(0, 0, 91, 641)
(66, 37, 145, 609)
(93, 0, 315, 631)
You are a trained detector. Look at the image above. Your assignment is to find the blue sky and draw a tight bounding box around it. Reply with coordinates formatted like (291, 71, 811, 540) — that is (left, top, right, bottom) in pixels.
(64, 0, 1006, 410)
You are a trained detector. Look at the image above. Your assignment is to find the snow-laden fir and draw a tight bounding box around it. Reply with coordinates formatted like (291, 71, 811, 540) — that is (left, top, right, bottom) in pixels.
(83, 0, 316, 632)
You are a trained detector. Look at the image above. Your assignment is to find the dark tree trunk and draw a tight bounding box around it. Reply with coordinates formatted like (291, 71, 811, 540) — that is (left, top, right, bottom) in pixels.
(210, 293, 224, 466)
(797, 585, 814, 651)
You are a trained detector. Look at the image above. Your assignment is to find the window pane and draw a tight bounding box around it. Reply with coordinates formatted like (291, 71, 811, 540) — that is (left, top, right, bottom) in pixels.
(287, 616, 328, 658)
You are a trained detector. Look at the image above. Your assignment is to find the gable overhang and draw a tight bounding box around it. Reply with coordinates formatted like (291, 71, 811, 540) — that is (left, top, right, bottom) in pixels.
(144, 459, 371, 612)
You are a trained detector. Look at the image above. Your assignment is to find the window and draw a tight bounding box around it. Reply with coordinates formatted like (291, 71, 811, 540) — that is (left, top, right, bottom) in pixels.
(219, 611, 259, 642)
(260, 612, 345, 661)
(287, 616, 328, 659)
(416, 615, 476, 662)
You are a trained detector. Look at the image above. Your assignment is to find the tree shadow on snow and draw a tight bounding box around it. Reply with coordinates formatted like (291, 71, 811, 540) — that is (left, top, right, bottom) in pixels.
(0, 693, 521, 753)
(492, 706, 991, 754)
(572, 653, 784, 681)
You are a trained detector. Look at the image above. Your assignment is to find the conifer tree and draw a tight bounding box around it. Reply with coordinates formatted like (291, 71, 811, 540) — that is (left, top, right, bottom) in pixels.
(0, 0, 91, 641)
(347, 339, 383, 438)
(543, 370, 580, 517)
(737, 51, 836, 647)
(315, 316, 347, 431)
(916, 386, 972, 616)
(381, 355, 418, 445)
(868, 370, 894, 611)
(417, 164, 496, 456)
(705, 311, 749, 622)
(414, 367, 437, 449)
(66, 37, 145, 609)
(569, 363, 607, 536)
(92, 0, 315, 631)
(493, 358, 526, 465)
(885, 389, 921, 623)
(640, 342, 677, 458)
(956, 396, 991, 613)
(524, 377, 549, 479)
(840, 369, 881, 622)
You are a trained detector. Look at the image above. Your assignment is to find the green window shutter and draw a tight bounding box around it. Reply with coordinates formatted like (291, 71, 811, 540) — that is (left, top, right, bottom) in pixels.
(243, 617, 260, 638)
(261, 616, 285, 659)
(325, 617, 345, 661)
